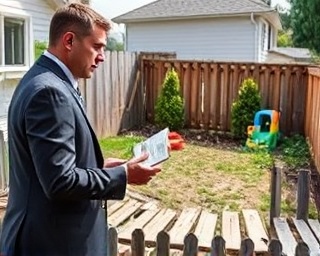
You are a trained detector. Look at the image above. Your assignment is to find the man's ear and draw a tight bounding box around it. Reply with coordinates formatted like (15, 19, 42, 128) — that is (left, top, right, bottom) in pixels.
(63, 32, 74, 50)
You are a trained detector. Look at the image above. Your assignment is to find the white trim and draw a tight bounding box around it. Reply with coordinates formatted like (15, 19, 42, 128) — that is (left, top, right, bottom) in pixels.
(250, 13, 258, 62)
(0, 66, 29, 73)
(0, 10, 33, 71)
(0, 15, 4, 66)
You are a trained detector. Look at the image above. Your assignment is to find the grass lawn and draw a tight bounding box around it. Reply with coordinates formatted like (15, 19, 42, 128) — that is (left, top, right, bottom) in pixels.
(99, 130, 318, 221)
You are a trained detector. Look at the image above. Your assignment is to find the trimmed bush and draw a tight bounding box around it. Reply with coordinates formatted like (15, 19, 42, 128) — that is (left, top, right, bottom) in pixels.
(34, 40, 48, 60)
(231, 78, 261, 138)
(155, 69, 184, 130)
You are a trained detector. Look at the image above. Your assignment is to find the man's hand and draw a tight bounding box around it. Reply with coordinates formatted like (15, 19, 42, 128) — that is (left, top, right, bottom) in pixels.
(104, 158, 127, 168)
(126, 153, 161, 185)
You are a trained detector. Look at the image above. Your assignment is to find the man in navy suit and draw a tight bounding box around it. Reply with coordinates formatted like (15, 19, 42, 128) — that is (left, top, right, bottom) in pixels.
(0, 3, 160, 255)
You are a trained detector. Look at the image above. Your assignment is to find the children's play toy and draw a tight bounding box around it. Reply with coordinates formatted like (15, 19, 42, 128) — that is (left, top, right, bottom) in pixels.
(245, 110, 280, 150)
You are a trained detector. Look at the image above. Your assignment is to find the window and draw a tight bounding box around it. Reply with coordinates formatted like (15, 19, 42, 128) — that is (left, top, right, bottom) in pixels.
(261, 23, 267, 51)
(4, 18, 25, 65)
(0, 12, 32, 73)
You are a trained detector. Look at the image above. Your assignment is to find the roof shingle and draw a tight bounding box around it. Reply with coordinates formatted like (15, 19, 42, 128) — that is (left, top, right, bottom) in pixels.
(113, 0, 276, 23)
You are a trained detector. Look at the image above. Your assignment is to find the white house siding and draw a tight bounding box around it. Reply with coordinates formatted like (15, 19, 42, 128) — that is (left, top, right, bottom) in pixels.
(126, 17, 256, 62)
(0, 0, 54, 42)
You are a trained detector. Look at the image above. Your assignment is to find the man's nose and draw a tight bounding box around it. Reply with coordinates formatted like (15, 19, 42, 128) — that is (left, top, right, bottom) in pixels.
(97, 52, 105, 62)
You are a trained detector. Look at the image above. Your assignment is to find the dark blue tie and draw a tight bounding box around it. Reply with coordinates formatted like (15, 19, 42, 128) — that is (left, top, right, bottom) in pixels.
(76, 87, 84, 107)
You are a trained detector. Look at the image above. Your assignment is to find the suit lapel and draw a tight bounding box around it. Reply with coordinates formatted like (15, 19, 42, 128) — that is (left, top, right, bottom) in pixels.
(37, 55, 104, 168)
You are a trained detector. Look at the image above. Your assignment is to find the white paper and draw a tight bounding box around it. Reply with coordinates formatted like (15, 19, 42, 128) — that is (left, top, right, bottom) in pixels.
(133, 128, 170, 166)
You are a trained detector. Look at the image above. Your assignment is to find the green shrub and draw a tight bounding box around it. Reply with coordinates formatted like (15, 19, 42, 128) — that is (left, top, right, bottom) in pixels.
(34, 40, 48, 60)
(231, 78, 261, 138)
(155, 69, 184, 130)
(278, 134, 311, 169)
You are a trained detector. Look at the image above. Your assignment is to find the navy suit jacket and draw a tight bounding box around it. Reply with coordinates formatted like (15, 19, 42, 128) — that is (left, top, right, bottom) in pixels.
(0, 55, 127, 255)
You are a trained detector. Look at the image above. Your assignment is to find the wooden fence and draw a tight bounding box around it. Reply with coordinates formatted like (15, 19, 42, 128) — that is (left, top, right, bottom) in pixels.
(305, 67, 320, 174)
(107, 228, 312, 256)
(0, 117, 8, 196)
(105, 168, 320, 256)
(79, 51, 144, 138)
(143, 59, 309, 136)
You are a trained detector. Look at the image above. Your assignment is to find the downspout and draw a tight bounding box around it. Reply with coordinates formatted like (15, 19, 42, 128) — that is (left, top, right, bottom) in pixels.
(251, 13, 258, 62)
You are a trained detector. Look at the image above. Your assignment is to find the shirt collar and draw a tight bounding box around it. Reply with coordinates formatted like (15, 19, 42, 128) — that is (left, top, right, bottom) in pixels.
(43, 50, 78, 90)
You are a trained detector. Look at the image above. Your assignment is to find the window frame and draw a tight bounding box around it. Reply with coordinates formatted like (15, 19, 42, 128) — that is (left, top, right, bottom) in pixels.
(0, 11, 33, 74)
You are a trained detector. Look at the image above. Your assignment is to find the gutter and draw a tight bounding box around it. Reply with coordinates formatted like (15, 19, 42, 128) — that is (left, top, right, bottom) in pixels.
(251, 12, 258, 62)
(112, 10, 278, 24)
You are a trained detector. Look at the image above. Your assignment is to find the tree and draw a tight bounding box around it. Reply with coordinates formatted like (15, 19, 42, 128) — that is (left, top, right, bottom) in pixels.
(155, 69, 184, 130)
(231, 78, 261, 138)
(290, 0, 320, 53)
(277, 30, 293, 47)
(106, 37, 124, 51)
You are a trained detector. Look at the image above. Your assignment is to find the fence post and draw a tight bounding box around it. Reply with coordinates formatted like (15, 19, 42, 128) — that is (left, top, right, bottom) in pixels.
(183, 233, 198, 256)
(270, 166, 282, 226)
(295, 241, 310, 256)
(211, 235, 226, 256)
(108, 226, 118, 256)
(156, 230, 170, 256)
(296, 169, 310, 221)
(131, 229, 145, 256)
(268, 239, 283, 256)
(239, 238, 254, 256)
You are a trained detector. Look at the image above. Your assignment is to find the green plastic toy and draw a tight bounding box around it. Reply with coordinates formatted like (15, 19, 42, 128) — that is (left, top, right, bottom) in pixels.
(246, 110, 280, 150)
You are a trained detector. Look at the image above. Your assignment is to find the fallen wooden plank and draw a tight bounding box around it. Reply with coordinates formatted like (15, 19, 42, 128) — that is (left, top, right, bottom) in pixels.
(242, 209, 268, 252)
(308, 219, 320, 241)
(292, 218, 320, 256)
(118, 203, 160, 242)
(222, 211, 241, 251)
(168, 208, 201, 249)
(144, 208, 177, 243)
(194, 210, 218, 251)
(107, 199, 129, 216)
(108, 199, 143, 227)
(273, 217, 297, 256)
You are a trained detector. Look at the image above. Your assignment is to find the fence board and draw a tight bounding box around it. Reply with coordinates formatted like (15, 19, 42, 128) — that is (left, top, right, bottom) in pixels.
(168, 208, 201, 248)
(308, 219, 320, 241)
(242, 209, 268, 252)
(118, 205, 160, 242)
(194, 210, 217, 250)
(144, 208, 177, 243)
(273, 217, 297, 256)
(292, 218, 320, 256)
(108, 199, 143, 227)
(222, 211, 241, 251)
(107, 199, 128, 216)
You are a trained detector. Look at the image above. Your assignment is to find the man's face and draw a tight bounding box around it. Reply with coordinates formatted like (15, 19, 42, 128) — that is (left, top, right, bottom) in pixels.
(69, 25, 107, 79)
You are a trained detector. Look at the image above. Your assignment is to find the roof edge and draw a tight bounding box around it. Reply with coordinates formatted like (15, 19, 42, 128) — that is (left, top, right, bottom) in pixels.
(113, 10, 278, 24)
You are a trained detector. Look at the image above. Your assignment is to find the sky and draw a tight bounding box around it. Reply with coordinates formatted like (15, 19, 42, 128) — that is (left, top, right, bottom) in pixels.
(91, 0, 290, 33)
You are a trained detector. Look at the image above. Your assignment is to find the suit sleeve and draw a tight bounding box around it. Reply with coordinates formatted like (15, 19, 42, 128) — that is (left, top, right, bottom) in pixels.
(25, 86, 127, 200)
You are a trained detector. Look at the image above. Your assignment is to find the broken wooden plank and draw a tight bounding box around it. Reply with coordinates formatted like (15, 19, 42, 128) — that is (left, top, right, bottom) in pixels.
(144, 208, 177, 243)
(194, 210, 217, 251)
(222, 211, 241, 251)
(169, 208, 201, 249)
(108, 199, 143, 227)
(308, 219, 320, 241)
(118, 204, 160, 242)
(242, 209, 268, 253)
(273, 217, 297, 256)
(107, 199, 129, 216)
(292, 218, 320, 256)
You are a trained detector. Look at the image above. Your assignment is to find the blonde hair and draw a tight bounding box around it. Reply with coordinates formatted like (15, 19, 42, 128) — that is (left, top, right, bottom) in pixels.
(49, 3, 111, 46)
